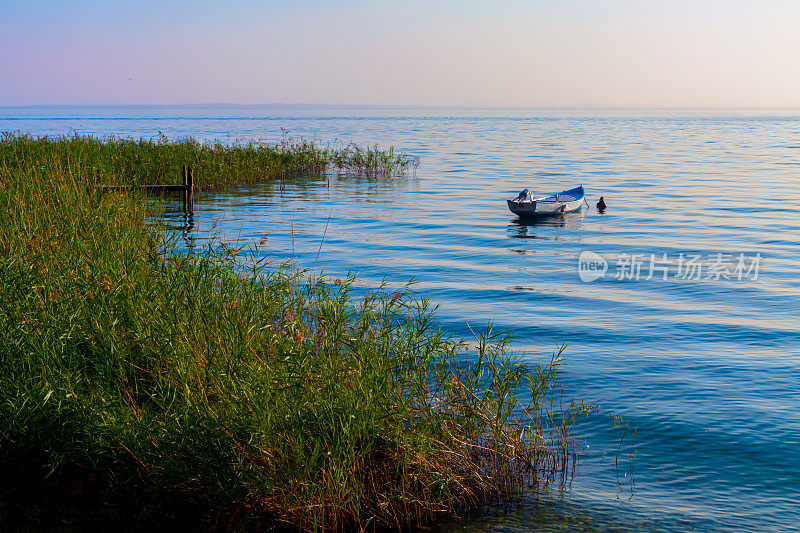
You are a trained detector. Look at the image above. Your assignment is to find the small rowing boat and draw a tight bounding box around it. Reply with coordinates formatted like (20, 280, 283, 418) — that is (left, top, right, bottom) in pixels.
(507, 185, 585, 217)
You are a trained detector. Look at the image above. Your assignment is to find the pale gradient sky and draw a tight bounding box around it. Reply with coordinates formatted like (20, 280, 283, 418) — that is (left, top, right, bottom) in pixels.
(1, 0, 799, 107)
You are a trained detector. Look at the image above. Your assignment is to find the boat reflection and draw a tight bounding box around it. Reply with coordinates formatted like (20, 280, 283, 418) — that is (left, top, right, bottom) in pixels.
(507, 211, 585, 239)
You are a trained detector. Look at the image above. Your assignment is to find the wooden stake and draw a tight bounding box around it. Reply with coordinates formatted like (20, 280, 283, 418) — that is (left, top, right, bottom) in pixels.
(187, 166, 194, 214)
(182, 165, 187, 212)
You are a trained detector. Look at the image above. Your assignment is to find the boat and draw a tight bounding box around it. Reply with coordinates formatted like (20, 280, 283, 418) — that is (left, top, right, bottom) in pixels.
(507, 185, 585, 217)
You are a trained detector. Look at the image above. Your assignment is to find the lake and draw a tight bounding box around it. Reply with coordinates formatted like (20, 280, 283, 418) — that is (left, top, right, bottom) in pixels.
(3, 105, 799, 531)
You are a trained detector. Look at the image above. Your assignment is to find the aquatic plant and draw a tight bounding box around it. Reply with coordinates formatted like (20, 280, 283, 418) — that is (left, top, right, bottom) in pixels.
(0, 134, 591, 530)
(0, 131, 419, 192)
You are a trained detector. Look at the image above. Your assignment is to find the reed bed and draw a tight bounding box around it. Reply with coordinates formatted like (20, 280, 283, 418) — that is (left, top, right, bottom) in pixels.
(0, 132, 419, 191)
(0, 134, 593, 531)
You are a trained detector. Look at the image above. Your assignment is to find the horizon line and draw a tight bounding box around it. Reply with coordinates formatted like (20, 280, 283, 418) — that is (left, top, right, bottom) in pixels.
(2, 103, 800, 111)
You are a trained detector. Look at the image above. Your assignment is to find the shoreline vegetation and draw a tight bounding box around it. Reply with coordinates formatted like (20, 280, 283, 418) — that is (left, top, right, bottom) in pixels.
(2, 131, 420, 190)
(0, 133, 595, 531)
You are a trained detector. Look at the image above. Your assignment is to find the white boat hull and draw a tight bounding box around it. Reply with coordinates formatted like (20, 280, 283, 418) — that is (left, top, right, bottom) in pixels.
(507, 185, 585, 217)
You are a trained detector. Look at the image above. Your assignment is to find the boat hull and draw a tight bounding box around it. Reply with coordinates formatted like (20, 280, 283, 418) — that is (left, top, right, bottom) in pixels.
(507, 185, 585, 217)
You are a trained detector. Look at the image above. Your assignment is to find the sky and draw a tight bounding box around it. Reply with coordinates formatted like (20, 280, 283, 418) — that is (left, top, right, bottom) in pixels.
(1, 0, 799, 107)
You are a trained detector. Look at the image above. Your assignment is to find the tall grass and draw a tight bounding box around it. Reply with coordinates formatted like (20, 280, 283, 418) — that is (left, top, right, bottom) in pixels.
(0, 132, 419, 191)
(0, 134, 593, 530)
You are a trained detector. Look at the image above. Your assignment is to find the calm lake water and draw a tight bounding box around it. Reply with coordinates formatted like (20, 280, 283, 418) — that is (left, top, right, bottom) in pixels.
(3, 105, 800, 531)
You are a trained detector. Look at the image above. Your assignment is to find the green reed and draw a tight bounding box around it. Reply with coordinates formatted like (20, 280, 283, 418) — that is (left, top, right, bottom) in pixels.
(0, 132, 419, 191)
(0, 134, 593, 531)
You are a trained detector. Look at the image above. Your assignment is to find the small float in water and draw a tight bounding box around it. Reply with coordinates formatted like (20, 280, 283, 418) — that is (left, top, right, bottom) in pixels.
(507, 185, 585, 217)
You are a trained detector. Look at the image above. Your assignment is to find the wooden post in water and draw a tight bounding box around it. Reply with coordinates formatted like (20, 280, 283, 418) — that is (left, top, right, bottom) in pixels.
(182, 165, 187, 212)
(187, 166, 194, 214)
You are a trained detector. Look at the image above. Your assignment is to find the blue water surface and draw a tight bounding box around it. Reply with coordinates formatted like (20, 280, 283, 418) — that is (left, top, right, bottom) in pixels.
(3, 105, 799, 531)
